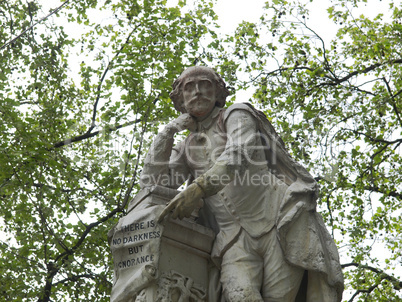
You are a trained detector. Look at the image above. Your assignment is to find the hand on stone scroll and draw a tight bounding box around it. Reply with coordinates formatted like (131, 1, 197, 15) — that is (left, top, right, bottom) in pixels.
(157, 183, 205, 223)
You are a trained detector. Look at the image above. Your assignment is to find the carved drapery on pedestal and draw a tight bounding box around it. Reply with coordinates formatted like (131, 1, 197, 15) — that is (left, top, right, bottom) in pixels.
(108, 185, 215, 302)
(156, 270, 207, 302)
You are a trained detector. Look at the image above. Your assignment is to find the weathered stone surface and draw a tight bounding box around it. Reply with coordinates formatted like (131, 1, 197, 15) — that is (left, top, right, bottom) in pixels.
(110, 66, 344, 301)
(109, 185, 215, 302)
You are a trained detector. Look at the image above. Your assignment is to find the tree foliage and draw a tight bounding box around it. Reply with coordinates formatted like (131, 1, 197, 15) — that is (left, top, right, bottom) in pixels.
(0, 0, 401, 301)
(0, 0, 219, 300)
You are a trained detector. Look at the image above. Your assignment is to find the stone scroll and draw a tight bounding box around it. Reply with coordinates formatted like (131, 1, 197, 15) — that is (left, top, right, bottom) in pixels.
(108, 185, 215, 302)
(109, 204, 164, 302)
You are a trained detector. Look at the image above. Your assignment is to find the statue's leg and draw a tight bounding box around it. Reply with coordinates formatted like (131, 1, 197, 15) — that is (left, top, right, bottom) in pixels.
(306, 272, 339, 302)
(260, 229, 305, 302)
(220, 231, 264, 302)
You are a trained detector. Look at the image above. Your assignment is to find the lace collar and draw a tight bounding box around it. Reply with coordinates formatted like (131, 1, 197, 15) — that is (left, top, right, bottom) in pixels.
(195, 107, 222, 132)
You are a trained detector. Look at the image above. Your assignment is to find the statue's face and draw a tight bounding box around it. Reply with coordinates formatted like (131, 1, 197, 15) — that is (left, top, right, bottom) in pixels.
(182, 73, 217, 119)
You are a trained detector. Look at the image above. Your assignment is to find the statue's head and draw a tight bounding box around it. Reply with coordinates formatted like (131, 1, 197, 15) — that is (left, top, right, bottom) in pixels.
(170, 66, 230, 115)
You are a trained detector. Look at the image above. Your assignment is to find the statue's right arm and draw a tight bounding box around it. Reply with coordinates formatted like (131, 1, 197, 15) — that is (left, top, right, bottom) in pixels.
(139, 114, 195, 189)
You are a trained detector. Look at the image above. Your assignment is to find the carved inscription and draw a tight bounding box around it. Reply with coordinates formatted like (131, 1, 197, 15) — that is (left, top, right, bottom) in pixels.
(112, 219, 161, 270)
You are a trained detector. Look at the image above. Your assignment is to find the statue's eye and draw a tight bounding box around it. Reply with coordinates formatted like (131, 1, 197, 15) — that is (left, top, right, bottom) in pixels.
(184, 82, 195, 92)
(184, 80, 212, 93)
(198, 80, 212, 90)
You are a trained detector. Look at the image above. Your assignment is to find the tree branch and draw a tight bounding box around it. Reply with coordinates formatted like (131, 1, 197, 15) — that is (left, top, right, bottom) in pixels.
(0, 0, 70, 51)
(116, 97, 158, 210)
(266, 59, 402, 94)
(350, 130, 402, 145)
(53, 119, 141, 148)
(330, 59, 402, 84)
(342, 262, 402, 290)
(383, 77, 402, 128)
(348, 283, 379, 302)
(301, 20, 337, 79)
(54, 202, 124, 265)
(85, 26, 139, 135)
(364, 185, 402, 199)
(32, 182, 92, 193)
(37, 261, 59, 302)
(53, 274, 96, 286)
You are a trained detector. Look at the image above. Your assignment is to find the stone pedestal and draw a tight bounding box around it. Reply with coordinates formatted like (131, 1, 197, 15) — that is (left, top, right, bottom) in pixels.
(108, 185, 215, 302)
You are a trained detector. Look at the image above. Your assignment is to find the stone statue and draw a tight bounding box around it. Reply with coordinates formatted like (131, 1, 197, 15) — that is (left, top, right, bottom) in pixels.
(139, 66, 344, 301)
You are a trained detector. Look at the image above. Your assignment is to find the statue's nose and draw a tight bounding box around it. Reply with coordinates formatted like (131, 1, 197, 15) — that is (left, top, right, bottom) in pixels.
(194, 83, 201, 94)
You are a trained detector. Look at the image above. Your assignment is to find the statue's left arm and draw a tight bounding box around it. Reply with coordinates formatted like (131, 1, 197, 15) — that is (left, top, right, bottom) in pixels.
(158, 109, 259, 222)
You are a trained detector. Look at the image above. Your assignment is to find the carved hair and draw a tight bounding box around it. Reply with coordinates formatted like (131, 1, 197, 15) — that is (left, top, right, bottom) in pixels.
(169, 66, 230, 113)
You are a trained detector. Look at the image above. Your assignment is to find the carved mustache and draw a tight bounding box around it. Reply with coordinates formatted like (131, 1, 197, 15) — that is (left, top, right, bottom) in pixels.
(188, 96, 212, 104)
